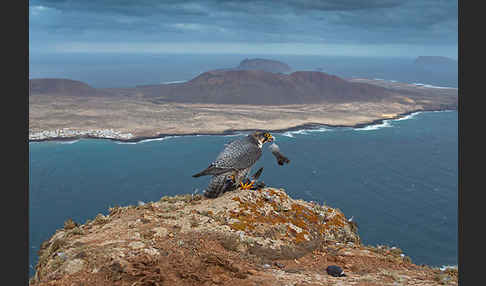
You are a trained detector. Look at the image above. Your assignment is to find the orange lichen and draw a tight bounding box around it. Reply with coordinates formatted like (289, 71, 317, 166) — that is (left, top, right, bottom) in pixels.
(230, 221, 247, 231)
(287, 226, 297, 235)
(226, 189, 356, 244)
(290, 218, 308, 231)
(294, 230, 310, 244)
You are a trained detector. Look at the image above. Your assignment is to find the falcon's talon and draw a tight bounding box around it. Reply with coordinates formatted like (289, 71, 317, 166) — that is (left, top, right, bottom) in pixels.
(239, 180, 255, 190)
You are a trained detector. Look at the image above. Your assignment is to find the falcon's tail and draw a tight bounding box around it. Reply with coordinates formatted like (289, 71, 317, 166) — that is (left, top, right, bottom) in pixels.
(251, 167, 264, 180)
(192, 165, 232, 177)
(191, 171, 203, 177)
(192, 168, 212, 177)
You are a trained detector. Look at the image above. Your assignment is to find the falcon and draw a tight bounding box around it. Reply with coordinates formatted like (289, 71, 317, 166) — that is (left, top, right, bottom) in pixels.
(192, 131, 274, 198)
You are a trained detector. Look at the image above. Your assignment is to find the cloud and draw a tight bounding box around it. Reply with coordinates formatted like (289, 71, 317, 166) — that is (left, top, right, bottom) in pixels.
(30, 5, 47, 14)
(237, 0, 403, 11)
(29, 0, 458, 54)
(47, 41, 455, 58)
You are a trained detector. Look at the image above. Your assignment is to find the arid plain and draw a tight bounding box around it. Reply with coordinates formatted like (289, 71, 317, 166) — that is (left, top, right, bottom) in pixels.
(29, 75, 458, 141)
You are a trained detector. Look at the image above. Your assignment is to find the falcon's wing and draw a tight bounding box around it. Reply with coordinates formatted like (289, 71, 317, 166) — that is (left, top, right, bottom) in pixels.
(193, 137, 261, 178)
(213, 137, 262, 170)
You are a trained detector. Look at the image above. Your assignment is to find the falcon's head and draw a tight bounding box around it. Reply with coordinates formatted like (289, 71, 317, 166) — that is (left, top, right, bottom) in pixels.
(252, 131, 274, 147)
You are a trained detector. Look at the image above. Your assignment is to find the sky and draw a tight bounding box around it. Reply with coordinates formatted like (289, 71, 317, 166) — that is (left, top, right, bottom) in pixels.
(29, 0, 458, 58)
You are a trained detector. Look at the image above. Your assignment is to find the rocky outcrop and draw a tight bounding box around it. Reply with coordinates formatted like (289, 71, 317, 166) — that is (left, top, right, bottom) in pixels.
(30, 187, 457, 286)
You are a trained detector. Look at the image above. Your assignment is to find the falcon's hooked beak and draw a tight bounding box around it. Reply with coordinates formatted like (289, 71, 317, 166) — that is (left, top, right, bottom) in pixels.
(263, 132, 274, 143)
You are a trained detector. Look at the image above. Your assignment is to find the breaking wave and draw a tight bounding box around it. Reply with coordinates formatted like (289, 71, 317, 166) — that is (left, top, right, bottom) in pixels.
(353, 120, 392, 131)
(394, 111, 422, 121)
(412, 82, 456, 89)
(114, 141, 138, 145)
(162, 80, 187, 84)
(138, 136, 179, 143)
(56, 140, 80, 144)
(114, 136, 179, 144)
(281, 127, 332, 138)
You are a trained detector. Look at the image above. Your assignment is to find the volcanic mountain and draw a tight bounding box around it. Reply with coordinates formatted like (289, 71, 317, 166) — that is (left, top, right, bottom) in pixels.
(135, 70, 392, 105)
(29, 78, 112, 97)
(236, 58, 292, 73)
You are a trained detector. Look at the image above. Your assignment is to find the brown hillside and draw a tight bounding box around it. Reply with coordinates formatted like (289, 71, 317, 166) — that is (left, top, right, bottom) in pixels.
(29, 79, 112, 97)
(136, 70, 392, 105)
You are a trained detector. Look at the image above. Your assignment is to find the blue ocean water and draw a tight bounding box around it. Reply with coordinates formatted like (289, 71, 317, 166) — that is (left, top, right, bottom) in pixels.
(29, 110, 458, 276)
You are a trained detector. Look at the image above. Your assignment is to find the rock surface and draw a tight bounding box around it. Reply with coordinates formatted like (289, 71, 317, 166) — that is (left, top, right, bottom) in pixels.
(30, 187, 458, 285)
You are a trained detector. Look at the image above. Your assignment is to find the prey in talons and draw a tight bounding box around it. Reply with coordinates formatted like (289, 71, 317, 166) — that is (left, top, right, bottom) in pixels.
(238, 167, 266, 190)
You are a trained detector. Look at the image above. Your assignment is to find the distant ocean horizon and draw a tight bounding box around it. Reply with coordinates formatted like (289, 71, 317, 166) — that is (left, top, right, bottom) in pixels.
(29, 110, 458, 277)
(29, 53, 458, 89)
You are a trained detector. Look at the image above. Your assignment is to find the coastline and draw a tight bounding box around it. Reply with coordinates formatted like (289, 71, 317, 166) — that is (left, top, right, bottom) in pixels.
(29, 107, 456, 144)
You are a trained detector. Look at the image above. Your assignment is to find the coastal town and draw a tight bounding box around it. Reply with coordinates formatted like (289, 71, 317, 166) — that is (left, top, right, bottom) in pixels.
(29, 128, 134, 141)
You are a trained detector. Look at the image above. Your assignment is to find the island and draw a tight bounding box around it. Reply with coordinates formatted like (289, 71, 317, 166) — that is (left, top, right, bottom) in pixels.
(236, 58, 292, 73)
(29, 187, 458, 285)
(29, 69, 458, 142)
(414, 56, 457, 69)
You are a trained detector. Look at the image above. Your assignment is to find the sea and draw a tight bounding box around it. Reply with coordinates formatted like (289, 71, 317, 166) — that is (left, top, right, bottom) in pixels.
(29, 53, 458, 88)
(28, 53, 458, 277)
(29, 110, 458, 275)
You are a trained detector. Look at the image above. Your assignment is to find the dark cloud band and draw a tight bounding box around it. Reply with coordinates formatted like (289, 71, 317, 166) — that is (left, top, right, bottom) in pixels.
(29, 0, 458, 50)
